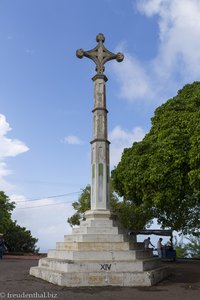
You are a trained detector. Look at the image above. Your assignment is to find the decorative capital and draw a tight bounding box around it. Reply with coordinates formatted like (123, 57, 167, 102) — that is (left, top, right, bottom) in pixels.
(76, 33, 124, 75)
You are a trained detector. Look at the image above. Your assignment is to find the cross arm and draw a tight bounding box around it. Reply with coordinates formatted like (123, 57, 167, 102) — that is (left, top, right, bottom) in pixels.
(76, 33, 124, 74)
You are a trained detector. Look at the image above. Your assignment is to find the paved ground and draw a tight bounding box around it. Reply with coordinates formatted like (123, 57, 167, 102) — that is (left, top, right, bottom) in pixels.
(0, 257, 199, 300)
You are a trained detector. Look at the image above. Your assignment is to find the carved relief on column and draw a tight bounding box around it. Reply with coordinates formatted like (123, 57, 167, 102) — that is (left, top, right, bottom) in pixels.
(94, 79, 106, 109)
(106, 142, 110, 165)
(91, 162, 95, 208)
(91, 146, 95, 164)
(96, 114, 101, 135)
(96, 81, 104, 108)
(98, 162, 103, 202)
(93, 115, 97, 137)
(103, 113, 107, 138)
(98, 145, 106, 163)
(97, 113, 103, 136)
(98, 146, 103, 162)
(93, 112, 107, 139)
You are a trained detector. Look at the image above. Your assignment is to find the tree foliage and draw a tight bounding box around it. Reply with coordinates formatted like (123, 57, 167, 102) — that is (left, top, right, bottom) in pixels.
(67, 185, 90, 226)
(174, 235, 200, 258)
(112, 82, 200, 234)
(67, 184, 119, 227)
(5, 221, 39, 253)
(173, 237, 188, 259)
(0, 191, 15, 233)
(67, 183, 152, 230)
(0, 191, 38, 253)
(185, 235, 200, 258)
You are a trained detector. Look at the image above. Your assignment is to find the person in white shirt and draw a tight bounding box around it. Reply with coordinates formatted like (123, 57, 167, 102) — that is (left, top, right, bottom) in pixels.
(157, 238, 164, 258)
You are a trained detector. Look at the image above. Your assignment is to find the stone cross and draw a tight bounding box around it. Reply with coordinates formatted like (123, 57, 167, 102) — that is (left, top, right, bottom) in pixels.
(76, 34, 124, 216)
(76, 33, 124, 75)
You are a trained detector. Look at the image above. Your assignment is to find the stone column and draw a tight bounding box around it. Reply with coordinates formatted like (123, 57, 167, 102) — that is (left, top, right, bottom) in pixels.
(91, 74, 110, 211)
(76, 33, 124, 218)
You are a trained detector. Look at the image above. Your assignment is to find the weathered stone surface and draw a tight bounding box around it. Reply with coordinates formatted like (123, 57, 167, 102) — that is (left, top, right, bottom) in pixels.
(30, 266, 169, 287)
(38, 257, 161, 273)
(56, 241, 144, 251)
(72, 226, 119, 235)
(46, 248, 153, 261)
(29, 35, 169, 287)
(80, 217, 113, 227)
(64, 233, 125, 243)
(76, 33, 124, 75)
(30, 213, 169, 286)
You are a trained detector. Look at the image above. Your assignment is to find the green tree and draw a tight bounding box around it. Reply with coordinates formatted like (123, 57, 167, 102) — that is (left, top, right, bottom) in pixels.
(67, 185, 91, 226)
(5, 221, 39, 253)
(185, 235, 200, 258)
(67, 184, 119, 227)
(112, 82, 200, 234)
(173, 237, 188, 258)
(113, 200, 153, 231)
(0, 191, 15, 233)
(67, 183, 152, 230)
(173, 235, 200, 258)
(0, 191, 38, 253)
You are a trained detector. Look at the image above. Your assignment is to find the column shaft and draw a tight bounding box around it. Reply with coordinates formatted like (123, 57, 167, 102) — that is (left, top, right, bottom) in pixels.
(90, 75, 110, 211)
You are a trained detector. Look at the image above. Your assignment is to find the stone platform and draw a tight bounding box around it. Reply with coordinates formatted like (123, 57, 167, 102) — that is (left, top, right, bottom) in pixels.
(30, 210, 169, 286)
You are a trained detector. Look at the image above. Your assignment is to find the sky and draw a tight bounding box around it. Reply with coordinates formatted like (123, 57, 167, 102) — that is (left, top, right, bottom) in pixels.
(1, 0, 200, 252)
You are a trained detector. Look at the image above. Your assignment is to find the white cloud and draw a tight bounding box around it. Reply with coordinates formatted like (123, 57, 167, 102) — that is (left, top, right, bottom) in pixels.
(0, 114, 29, 192)
(136, 0, 164, 17)
(109, 126, 146, 167)
(0, 115, 76, 252)
(0, 114, 29, 158)
(145, 0, 200, 78)
(112, 52, 153, 102)
(10, 194, 75, 252)
(0, 162, 13, 190)
(0, 162, 11, 177)
(64, 135, 83, 145)
(112, 0, 200, 103)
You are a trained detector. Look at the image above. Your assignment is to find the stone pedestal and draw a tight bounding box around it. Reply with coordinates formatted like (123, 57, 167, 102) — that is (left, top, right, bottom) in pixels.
(30, 213, 169, 286)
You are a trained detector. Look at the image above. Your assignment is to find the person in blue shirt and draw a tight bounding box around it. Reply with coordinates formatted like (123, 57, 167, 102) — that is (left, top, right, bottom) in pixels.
(0, 234, 7, 259)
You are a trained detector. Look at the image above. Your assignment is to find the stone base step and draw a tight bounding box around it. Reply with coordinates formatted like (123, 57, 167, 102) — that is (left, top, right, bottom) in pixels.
(56, 241, 145, 251)
(39, 257, 161, 273)
(64, 233, 125, 243)
(47, 249, 153, 260)
(72, 226, 119, 235)
(80, 219, 114, 227)
(30, 266, 169, 287)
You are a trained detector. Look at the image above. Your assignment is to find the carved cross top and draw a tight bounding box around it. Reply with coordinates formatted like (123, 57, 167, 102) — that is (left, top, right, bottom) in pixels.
(76, 33, 124, 75)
